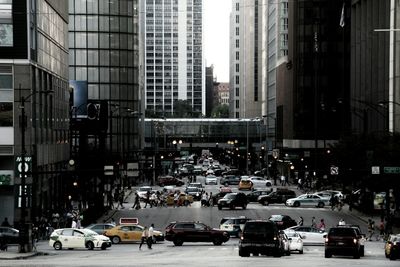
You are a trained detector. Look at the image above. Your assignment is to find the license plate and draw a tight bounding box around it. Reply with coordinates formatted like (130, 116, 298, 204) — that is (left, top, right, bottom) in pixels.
(337, 242, 345, 245)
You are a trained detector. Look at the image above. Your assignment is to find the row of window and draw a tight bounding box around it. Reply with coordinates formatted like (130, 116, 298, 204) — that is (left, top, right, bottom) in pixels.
(0, 0, 13, 46)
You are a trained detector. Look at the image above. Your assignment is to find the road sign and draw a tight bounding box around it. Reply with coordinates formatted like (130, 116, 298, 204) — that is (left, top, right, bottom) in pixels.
(384, 167, 400, 174)
(330, 166, 339, 175)
(371, 166, 380, 175)
(15, 156, 32, 177)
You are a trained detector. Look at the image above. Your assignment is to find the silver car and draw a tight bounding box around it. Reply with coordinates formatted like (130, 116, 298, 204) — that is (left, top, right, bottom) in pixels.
(285, 194, 329, 208)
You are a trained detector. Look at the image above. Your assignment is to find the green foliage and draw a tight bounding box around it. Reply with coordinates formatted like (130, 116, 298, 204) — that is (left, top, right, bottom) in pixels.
(211, 104, 229, 118)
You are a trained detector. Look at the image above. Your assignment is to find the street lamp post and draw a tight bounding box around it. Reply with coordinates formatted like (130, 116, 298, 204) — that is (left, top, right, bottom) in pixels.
(263, 114, 277, 178)
(18, 89, 53, 253)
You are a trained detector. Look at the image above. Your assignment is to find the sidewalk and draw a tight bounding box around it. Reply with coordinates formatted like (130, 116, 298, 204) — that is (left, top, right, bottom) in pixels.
(0, 247, 48, 260)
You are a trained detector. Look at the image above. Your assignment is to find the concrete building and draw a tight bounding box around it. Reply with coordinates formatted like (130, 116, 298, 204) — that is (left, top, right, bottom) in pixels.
(0, 1, 69, 224)
(215, 82, 230, 106)
(229, 0, 263, 118)
(68, 0, 139, 217)
(140, 0, 204, 117)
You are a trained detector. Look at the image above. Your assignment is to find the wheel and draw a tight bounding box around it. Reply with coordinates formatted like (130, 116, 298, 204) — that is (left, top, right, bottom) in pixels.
(53, 241, 62, 250)
(385, 250, 389, 258)
(111, 236, 121, 244)
(239, 248, 250, 257)
(299, 249, 303, 254)
(213, 237, 222, 246)
(224, 182, 229, 186)
(86, 241, 94, 250)
(173, 238, 183, 246)
(266, 182, 272, 187)
(360, 246, 364, 257)
(242, 204, 247, 210)
(229, 204, 235, 210)
(324, 250, 332, 258)
(389, 251, 396, 261)
(294, 201, 300, 207)
(317, 202, 325, 208)
(252, 252, 259, 256)
(101, 243, 107, 250)
(286, 250, 291, 256)
(218, 205, 222, 210)
(273, 249, 282, 257)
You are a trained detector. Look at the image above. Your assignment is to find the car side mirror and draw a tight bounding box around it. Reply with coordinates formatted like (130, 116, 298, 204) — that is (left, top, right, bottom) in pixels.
(323, 234, 327, 238)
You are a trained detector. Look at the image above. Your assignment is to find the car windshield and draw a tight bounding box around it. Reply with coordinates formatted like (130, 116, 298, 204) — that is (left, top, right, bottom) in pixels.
(139, 187, 151, 192)
(224, 193, 236, 199)
(244, 222, 275, 235)
(285, 231, 299, 238)
(269, 215, 284, 221)
(186, 187, 199, 192)
(329, 228, 355, 236)
(189, 183, 201, 188)
(84, 229, 99, 236)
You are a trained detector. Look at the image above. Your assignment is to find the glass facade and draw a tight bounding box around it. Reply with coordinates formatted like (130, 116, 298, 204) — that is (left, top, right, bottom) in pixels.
(69, 0, 140, 155)
(0, 0, 13, 46)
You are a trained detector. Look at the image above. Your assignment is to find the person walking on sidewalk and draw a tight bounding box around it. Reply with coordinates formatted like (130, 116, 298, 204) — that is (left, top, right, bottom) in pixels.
(116, 190, 125, 209)
(367, 219, 375, 241)
(139, 226, 148, 250)
(132, 192, 141, 210)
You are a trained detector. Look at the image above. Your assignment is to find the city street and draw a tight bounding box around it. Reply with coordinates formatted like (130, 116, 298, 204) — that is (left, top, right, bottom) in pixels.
(0, 177, 397, 267)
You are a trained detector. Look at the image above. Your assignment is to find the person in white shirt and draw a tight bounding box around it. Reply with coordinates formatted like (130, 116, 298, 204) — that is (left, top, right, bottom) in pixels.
(338, 219, 346, 226)
(147, 224, 154, 249)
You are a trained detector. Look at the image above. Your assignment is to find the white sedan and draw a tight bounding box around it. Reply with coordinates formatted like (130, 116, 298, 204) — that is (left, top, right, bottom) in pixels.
(285, 194, 330, 208)
(137, 186, 152, 200)
(49, 228, 112, 250)
(286, 226, 327, 245)
(205, 175, 218, 185)
(248, 176, 273, 187)
(284, 230, 304, 253)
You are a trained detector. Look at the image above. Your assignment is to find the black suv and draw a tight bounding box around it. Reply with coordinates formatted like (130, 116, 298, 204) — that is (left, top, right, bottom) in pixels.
(258, 189, 296, 206)
(217, 193, 248, 210)
(220, 175, 240, 186)
(325, 227, 362, 259)
(165, 221, 230, 246)
(239, 220, 284, 257)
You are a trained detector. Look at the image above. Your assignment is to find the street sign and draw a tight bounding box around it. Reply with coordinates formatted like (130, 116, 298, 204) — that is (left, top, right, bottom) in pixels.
(330, 166, 339, 175)
(383, 167, 400, 174)
(0, 170, 13, 185)
(371, 166, 380, 175)
(15, 156, 32, 177)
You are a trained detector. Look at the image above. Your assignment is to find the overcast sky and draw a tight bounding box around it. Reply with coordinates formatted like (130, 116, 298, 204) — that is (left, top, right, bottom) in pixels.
(204, 0, 231, 82)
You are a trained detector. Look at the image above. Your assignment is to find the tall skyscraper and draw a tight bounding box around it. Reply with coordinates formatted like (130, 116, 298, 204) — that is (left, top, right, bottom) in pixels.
(229, 0, 263, 118)
(140, 0, 204, 117)
(0, 1, 69, 224)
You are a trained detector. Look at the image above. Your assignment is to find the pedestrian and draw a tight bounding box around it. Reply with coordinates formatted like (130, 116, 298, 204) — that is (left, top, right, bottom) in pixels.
(379, 220, 385, 241)
(173, 191, 179, 207)
(1, 217, 10, 227)
(144, 190, 152, 208)
(110, 218, 116, 226)
(338, 218, 346, 226)
(318, 219, 326, 231)
(132, 192, 141, 210)
(139, 226, 148, 250)
(280, 175, 286, 186)
(367, 219, 375, 241)
(201, 192, 208, 207)
(148, 224, 154, 249)
(116, 190, 125, 209)
(71, 219, 77, 228)
(297, 178, 302, 190)
(298, 216, 304, 226)
(311, 216, 316, 228)
(209, 192, 213, 206)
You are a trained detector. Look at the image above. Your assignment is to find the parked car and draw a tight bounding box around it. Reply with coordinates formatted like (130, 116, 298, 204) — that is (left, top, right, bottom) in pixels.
(385, 234, 400, 260)
(284, 230, 304, 254)
(219, 216, 251, 237)
(218, 192, 248, 210)
(157, 176, 184, 187)
(103, 224, 164, 244)
(184, 187, 203, 201)
(137, 186, 152, 200)
(0, 227, 19, 250)
(258, 189, 296, 205)
(165, 221, 229, 246)
(324, 227, 362, 259)
(85, 223, 115, 235)
(238, 220, 285, 257)
(286, 226, 327, 245)
(238, 178, 253, 190)
(248, 176, 273, 187)
(268, 215, 297, 230)
(205, 175, 218, 185)
(246, 189, 272, 202)
(220, 175, 240, 186)
(285, 193, 329, 208)
(49, 228, 111, 250)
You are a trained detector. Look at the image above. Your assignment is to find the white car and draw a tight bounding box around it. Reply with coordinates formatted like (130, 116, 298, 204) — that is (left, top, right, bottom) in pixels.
(284, 230, 304, 254)
(206, 169, 215, 176)
(286, 226, 327, 245)
(49, 228, 111, 250)
(248, 176, 273, 187)
(137, 186, 152, 200)
(315, 190, 344, 199)
(285, 194, 330, 208)
(205, 175, 218, 185)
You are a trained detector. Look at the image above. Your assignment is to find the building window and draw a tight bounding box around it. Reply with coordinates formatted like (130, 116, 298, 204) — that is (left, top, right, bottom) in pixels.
(235, 39, 239, 48)
(0, 0, 13, 46)
(235, 51, 239, 60)
(235, 75, 239, 85)
(236, 2, 239, 11)
(281, 18, 288, 31)
(235, 63, 239, 72)
(236, 15, 239, 24)
(235, 100, 239, 109)
(235, 87, 239, 97)
(235, 27, 239, 36)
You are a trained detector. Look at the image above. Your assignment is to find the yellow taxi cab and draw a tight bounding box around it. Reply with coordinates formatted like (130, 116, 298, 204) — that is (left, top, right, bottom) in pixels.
(103, 224, 164, 244)
(385, 234, 400, 260)
(238, 178, 253, 190)
(166, 192, 194, 206)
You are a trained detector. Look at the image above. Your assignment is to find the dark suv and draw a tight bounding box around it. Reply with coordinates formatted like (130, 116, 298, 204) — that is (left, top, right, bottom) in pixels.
(325, 227, 362, 259)
(217, 193, 248, 210)
(220, 175, 240, 186)
(165, 221, 230, 246)
(239, 220, 284, 257)
(157, 176, 184, 186)
(258, 189, 296, 206)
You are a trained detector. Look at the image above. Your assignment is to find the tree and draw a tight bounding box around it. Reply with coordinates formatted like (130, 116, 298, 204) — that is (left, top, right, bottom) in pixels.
(211, 104, 229, 118)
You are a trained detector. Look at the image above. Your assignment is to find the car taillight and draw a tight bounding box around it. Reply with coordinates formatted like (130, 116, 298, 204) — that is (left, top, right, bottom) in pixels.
(274, 236, 277, 241)
(353, 238, 357, 244)
(240, 236, 244, 240)
(325, 237, 329, 243)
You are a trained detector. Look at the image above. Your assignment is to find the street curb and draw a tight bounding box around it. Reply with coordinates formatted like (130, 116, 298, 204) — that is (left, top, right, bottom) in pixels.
(0, 251, 49, 260)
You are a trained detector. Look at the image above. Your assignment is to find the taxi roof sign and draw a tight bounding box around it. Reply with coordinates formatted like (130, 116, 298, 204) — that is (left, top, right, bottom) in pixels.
(119, 217, 139, 225)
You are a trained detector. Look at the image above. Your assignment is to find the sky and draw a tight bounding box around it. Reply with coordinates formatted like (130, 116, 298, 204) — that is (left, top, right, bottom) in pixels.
(204, 0, 231, 83)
